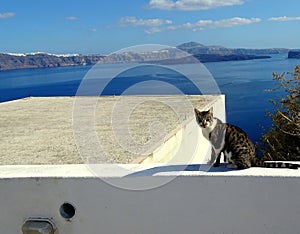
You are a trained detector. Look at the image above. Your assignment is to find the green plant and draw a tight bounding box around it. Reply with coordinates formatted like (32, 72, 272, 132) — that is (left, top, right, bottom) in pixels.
(258, 66, 300, 161)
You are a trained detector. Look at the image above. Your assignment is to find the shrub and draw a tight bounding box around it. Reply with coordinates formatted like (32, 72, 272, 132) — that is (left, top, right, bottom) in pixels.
(258, 66, 300, 161)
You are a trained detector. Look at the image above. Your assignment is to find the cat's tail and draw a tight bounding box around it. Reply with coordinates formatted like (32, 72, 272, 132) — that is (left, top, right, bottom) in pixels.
(252, 157, 299, 169)
(263, 161, 299, 169)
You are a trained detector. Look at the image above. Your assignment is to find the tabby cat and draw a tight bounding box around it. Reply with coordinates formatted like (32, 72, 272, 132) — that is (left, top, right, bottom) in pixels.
(194, 108, 299, 169)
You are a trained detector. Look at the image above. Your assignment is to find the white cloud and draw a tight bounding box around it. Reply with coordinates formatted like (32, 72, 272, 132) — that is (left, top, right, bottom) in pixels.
(83, 27, 97, 33)
(147, 0, 244, 11)
(268, 16, 300, 22)
(0, 12, 15, 19)
(145, 27, 165, 34)
(145, 25, 178, 34)
(146, 17, 261, 34)
(65, 16, 78, 21)
(119, 16, 172, 27)
(207, 17, 261, 28)
(115, 15, 260, 34)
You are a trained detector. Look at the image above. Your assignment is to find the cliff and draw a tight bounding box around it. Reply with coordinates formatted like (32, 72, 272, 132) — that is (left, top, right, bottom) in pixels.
(194, 53, 270, 63)
(0, 42, 288, 71)
(0, 53, 105, 71)
(177, 42, 289, 55)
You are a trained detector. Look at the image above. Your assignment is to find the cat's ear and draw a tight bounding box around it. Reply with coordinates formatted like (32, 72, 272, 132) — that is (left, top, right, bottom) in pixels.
(209, 107, 213, 114)
(194, 108, 201, 118)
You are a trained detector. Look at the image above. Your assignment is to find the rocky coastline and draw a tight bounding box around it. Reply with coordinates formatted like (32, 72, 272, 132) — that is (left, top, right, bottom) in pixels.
(0, 42, 292, 71)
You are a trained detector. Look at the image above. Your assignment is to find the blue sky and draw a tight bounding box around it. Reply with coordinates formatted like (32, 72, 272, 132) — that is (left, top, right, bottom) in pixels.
(1, 0, 300, 54)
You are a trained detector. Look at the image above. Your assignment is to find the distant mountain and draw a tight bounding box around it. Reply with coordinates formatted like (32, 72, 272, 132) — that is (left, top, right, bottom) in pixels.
(0, 42, 291, 71)
(0, 53, 105, 71)
(192, 53, 270, 63)
(177, 41, 289, 55)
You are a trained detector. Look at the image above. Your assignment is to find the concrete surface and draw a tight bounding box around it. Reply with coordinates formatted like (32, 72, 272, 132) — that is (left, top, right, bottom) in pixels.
(0, 95, 222, 164)
(139, 94, 225, 164)
(0, 163, 300, 178)
(2, 95, 299, 234)
(0, 164, 299, 234)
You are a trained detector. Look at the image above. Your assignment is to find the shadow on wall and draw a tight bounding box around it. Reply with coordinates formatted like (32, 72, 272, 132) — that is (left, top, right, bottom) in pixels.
(125, 163, 238, 177)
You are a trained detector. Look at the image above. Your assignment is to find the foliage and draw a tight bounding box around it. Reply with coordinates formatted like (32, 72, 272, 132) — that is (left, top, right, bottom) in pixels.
(258, 66, 300, 161)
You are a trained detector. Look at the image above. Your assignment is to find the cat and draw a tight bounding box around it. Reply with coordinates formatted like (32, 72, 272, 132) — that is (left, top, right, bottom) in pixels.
(194, 108, 299, 169)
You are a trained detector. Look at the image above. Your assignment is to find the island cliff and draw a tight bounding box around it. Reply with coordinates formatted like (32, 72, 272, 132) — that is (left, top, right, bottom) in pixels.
(0, 53, 105, 71)
(0, 42, 289, 71)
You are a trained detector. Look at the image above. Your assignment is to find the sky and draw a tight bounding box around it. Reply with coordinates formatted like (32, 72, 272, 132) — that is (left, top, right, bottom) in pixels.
(1, 0, 300, 54)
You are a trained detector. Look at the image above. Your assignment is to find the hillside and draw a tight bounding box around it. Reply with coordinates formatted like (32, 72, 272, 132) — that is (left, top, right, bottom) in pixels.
(0, 42, 290, 71)
(0, 53, 105, 71)
(177, 42, 288, 55)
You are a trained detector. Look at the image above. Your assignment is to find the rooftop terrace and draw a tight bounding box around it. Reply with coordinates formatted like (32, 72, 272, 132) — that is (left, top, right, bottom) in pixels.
(0, 95, 221, 165)
(0, 95, 300, 234)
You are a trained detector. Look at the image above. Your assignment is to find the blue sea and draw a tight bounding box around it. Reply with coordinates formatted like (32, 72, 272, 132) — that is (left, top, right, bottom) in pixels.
(0, 54, 299, 142)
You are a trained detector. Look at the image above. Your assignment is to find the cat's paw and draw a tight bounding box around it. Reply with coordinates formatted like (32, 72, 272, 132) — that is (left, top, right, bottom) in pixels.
(213, 162, 220, 167)
(227, 164, 238, 169)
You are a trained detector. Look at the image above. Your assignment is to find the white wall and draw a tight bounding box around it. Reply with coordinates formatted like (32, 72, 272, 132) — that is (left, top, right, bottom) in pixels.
(2, 94, 299, 234)
(1, 164, 300, 234)
(140, 95, 225, 164)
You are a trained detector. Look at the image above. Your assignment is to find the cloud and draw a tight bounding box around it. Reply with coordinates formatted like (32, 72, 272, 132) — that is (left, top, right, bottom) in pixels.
(0, 12, 15, 19)
(202, 17, 261, 29)
(268, 16, 300, 22)
(118, 16, 172, 27)
(147, 0, 244, 11)
(65, 16, 78, 21)
(144, 25, 178, 34)
(146, 17, 261, 34)
(83, 27, 97, 33)
(145, 27, 165, 34)
(114, 15, 260, 34)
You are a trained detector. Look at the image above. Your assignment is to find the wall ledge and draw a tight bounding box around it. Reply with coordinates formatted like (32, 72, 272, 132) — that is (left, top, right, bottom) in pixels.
(0, 163, 299, 179)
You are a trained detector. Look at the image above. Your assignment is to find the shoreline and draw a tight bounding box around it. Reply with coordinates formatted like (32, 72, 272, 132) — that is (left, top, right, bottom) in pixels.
(0, 52, 286, 72)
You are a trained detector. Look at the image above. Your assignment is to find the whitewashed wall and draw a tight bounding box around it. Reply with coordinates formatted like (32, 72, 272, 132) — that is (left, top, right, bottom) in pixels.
(0, 165, 300, 234)
(141, 95, 225, 164)
(1, 94, 299, 234)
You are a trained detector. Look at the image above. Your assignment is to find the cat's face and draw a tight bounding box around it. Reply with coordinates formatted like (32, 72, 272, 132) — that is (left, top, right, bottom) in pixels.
(194, 108, 213, 128)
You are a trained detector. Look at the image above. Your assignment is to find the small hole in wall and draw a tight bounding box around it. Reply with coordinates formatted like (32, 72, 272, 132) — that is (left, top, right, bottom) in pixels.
(60, 202, 76, 220)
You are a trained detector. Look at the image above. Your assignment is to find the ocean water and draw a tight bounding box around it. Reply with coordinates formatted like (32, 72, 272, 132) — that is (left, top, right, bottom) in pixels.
(0, 54, 299, 142)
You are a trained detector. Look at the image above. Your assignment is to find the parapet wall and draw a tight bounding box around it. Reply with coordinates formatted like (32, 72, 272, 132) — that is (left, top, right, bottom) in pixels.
(1, 95, 299, 233)
(0, 164, 299, 234)
(140, 95, 225, 164)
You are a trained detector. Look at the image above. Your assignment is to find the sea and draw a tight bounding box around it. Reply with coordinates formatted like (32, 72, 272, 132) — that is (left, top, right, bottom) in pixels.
(0, 53, 299, 143)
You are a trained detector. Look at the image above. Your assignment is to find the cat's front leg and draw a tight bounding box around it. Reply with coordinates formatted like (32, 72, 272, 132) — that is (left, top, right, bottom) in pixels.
(223, 153, 227, 163)
(208, 148, 219, 167)
(213, 152, 222, 167)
